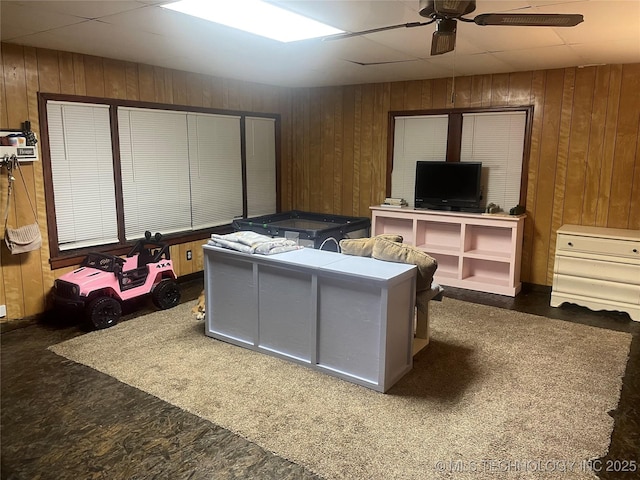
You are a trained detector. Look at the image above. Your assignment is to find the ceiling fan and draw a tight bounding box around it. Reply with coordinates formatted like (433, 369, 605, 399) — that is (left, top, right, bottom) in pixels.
(324, 0, 584, 56)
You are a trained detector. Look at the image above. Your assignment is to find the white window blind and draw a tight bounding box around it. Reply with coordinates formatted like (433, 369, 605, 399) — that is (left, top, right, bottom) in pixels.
(245, 117, 277, 217)
(188, 113, 243, 229)
(46, 98, 278, 254)
(392, 115, 448, 206)
(47, 101, 118, 251)
(118, 108, 192, 239)
(461, 112, 526, 211)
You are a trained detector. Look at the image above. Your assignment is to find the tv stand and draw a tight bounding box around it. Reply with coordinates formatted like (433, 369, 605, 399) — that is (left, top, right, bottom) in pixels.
(371, 207, 526, 296)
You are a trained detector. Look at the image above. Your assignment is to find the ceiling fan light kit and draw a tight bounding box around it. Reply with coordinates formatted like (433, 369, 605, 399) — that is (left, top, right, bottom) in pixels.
(431, 18, 458, 56)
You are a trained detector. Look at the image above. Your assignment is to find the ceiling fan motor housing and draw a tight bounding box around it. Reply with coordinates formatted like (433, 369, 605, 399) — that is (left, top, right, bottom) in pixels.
(419, 0, 477, 18)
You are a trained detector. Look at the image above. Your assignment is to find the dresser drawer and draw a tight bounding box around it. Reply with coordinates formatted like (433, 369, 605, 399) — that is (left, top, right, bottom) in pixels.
(555, 257, 640, 285)
(556, 233, 640, 258)
(553, 274, 640, 304)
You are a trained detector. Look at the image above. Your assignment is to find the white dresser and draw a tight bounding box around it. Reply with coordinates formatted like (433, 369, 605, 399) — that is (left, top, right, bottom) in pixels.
(550, 225, 640, 321)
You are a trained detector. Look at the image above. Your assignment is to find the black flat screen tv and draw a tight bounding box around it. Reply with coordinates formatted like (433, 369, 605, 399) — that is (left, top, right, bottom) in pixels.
(414, 161, 483, 212)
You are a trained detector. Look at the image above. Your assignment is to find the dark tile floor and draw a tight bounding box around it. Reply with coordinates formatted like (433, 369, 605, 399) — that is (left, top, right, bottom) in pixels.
(1, 276, 638, 480)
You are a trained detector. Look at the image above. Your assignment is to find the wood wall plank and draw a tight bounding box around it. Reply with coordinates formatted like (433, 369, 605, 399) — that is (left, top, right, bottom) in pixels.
(508, 71, 532, 106)
(194, 238, 205, 273)
(521, 70, 546, 283)
(420, 79, 433, 109)
(595, 65, 622, 226)
(125, 62, 140, 101)
(453, 76, 472, 108)
(291, 90, 305, 209)
(490, 74, 510, 107)
(371, 83, 388, 207)
(389, 82, 405, 111)
(308, 89, 322, 211)
(432, 78, 448, 108)
(171, 70, 187, 106)
(608, 63, 640, 229)
(532, 69, 564, 285)
(563, 67, 595, 225)
(186, 72, 203, 108)
(352, 86, 362, 214)
(103, 59, 127, 100)
(547, 68, 575, 283)
(359, 84, 374, 215)
(332, 88, 344, 213)
(404, 80, 422, 110)
(138, 64, 154, 102)
(72, 53, 86, 96)
(1, 41, 638, 320)
(58, 51, 75, 95)
(341, 86, 355, 215)
(321, 88, 335, 213)
(2, 43, 29, 318)
(469, 75, 483, 107)
(24, 46, 48, 316)
(33, 49, 60, 96)
(152, 66, 167, 103)
(83, 55, 105, 97)
(581, 66, 611, 226)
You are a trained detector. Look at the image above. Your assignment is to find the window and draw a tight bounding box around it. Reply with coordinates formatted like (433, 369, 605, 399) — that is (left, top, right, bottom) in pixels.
(188, 112, 244, 229)
(41, 95, 278, 264)
(460, 111, 526, 211)
(118, 108, 244, 238)
(118, 107, 193, 238)
(46, 101, 118, 251)
(390, 107, 530, 211)
(392, 115, 448, 207)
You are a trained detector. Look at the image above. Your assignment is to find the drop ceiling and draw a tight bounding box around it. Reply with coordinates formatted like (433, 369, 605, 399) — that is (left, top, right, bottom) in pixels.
(1, 0, 639, 88)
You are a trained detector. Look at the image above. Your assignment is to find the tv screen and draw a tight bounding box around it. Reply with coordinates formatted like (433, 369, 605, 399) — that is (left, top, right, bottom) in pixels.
(414, 161, 482, 212)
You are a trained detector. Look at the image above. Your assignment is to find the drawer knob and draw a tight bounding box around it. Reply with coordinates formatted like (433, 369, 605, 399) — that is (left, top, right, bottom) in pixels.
(567, 242, 573, 247)
(634, 248, 638, 254)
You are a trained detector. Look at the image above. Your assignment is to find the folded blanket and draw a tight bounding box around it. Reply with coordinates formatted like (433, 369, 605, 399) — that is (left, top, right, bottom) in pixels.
(208, 231, 302, 255)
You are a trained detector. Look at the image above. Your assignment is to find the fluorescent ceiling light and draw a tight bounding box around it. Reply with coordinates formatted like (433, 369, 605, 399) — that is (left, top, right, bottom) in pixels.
(161, 0, 344, 42)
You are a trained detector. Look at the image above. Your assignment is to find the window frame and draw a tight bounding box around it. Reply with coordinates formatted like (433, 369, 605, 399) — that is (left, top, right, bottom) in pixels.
(38, 93, 280, 269)
(386, 105, 533, 207)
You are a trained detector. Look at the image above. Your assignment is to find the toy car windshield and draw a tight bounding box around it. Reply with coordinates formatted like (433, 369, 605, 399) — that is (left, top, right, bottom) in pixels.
(80, 253, 125, 272)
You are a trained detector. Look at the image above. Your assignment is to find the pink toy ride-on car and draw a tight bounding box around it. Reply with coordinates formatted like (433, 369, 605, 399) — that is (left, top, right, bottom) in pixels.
(53, 231, 180, 329)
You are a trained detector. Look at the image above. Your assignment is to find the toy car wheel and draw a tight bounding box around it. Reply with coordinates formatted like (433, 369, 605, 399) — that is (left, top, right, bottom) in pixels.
(151, 279, 181, 310)
(86, 296, 121, 330)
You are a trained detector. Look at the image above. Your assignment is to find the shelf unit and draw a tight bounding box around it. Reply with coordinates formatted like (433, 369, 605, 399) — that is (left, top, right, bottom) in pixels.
(371, 206, 526, 296)
(0, 130, 38, 162)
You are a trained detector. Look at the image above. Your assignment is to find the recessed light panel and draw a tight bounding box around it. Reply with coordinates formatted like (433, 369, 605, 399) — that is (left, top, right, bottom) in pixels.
(161, 0, 344, 42)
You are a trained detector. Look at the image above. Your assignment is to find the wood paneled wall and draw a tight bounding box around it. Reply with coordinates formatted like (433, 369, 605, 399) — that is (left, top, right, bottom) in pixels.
(0, 43, 288, 321)
(2, 41, 638, 322)
(284, 64, 640, 289)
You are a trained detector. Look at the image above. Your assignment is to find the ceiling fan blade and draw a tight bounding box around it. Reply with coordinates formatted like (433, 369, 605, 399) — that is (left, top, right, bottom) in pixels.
(474, 13, 584, 27)
(322, 20, 434, 41)
(345, 59, 419, 66)
(431, 18, 457, 55)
